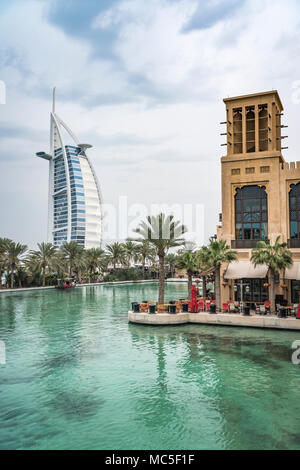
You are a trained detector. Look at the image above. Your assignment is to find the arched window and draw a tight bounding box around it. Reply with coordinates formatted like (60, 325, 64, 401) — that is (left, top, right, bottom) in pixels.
(235, 185, 268, 241)
(289, 183, 300, 239)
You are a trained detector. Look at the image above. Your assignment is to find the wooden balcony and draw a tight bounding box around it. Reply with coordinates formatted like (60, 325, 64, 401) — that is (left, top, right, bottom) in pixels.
(231, 239, 270, 249)
(288, 239, 300, 248)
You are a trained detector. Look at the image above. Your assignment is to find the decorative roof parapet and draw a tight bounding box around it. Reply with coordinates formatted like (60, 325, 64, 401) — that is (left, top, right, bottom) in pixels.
(282, 161, 300, 172)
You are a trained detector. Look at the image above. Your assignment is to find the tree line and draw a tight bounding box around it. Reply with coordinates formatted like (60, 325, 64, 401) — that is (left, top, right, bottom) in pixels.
(0, 213, 293, 314)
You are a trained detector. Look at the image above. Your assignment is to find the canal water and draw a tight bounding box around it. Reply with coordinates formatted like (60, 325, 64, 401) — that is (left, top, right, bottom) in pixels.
(0, 282, 299, 450)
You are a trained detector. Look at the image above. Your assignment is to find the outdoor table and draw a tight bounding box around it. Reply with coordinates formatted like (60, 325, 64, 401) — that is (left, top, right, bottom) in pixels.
(278, 307, 287, 318)
(285, 306, 294, 316)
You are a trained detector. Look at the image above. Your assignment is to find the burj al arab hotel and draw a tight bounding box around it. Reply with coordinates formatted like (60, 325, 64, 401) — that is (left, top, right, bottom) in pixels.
(37, 89, 102, 248)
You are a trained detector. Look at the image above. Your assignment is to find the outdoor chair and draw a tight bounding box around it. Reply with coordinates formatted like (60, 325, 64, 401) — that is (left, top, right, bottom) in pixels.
(222, 302, 229, 312)
(198, 300, 205, 311)
(291, 304, 298, 316)
(205, 301, 211, 311)
(229, 303, 237, 313)
(259, 305, 266, 315)
(157, 305, 165, 314)
(276, 304, 281, 315)
(234, 302, 240, 312)
(175, 301, 182, 313)
(140, 303, 149, 313)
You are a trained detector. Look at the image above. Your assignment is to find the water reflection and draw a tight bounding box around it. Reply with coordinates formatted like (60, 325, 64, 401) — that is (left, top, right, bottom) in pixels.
(1, 283, 300, 450)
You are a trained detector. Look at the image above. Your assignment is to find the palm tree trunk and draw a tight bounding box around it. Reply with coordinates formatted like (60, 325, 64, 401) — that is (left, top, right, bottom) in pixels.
(142, 257, 145, 279)
(69, 260, 72, 277)
(158, 254, 165, 304)
(215, 265, 221, 312)
(269, 267, 276, 315)
(42, 266, 46, 287)
(202, 276, 207, 298)
(188, 272, 193, 299)
(10, 270, 14, 289)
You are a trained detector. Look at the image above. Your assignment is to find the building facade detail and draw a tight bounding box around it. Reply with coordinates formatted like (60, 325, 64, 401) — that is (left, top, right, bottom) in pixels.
(218, 90, 300, 304)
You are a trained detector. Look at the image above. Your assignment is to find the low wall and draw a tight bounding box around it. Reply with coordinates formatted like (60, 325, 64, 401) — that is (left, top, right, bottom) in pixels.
(128, 311, 300, 331)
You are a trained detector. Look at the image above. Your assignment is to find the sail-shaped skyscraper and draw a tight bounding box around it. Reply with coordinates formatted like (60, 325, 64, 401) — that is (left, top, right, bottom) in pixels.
(37, 89, 102, 248)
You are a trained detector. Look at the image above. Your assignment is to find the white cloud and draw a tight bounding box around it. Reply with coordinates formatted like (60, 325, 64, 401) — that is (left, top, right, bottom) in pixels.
(0, 1, 129, 100)
(92, 0, 300, 99)
(94, 0, 199, 85)
(1, 0, 300, 247)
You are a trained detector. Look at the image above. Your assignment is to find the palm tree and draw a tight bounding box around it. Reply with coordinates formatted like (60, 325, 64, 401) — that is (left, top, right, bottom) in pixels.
(15, 266, 27, 288)
(123, 241, 137, 269)
(24, 253, 42, 286)
(134, 213, 187, 303)
(251, 236, 293, 314)
(6, 241, 28, 288)
(0, 238, 11, 284)
(176, 250, 198, 299)
(85, 248, 105, 283)
(165, 253, 177, 279)
(61, 242, 84, 277)
(135, 239, 155, 278)
(195, 246, 211, 299)
(106, 242, 125, 270)
(98, 254, 110, 277)
(205, 240, 237, 312)
(51, 252, 68, 281)
(29, 242, 57, 287)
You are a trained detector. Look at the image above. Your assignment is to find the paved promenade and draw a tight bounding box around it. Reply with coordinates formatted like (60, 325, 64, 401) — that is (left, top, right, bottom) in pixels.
(128, 311, 300, 331)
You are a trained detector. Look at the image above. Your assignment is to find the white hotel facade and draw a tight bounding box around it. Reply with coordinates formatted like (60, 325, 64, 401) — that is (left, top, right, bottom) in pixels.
(37, 89, 102, 248)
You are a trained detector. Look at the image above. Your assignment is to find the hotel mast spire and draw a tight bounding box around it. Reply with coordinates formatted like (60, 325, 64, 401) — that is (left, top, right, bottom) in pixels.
(52, 87, 56, 114)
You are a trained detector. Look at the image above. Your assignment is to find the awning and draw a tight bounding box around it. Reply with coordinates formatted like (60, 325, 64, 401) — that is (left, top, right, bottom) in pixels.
(224, 261, 268, 280)
(285, 262, 300, 280)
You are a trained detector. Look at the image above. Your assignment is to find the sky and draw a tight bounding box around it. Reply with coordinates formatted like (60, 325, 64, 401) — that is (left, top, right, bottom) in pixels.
(1, 0, 300, 248)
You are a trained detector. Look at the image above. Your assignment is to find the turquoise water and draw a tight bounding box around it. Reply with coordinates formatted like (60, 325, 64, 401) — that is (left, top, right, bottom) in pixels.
(0, 282, 300, 450)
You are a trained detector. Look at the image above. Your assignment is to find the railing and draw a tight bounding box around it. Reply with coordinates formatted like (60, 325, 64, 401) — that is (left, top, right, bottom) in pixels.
(231, 239, 270, 249)
(288, 239, 300, 248)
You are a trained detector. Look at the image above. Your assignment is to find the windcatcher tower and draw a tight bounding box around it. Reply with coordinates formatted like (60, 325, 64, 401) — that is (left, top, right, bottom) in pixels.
(219, 90, 288, 249)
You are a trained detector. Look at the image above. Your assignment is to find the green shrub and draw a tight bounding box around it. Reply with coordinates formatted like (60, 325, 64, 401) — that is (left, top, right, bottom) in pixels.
(103, 274, 118, 282)
(104, 268, 144, 282)
(45, 273, 58, 286)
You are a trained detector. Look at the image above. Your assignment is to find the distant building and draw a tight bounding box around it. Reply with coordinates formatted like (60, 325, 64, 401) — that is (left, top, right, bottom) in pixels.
(218, 90, 300, 304)
(37, 88, 102, 248)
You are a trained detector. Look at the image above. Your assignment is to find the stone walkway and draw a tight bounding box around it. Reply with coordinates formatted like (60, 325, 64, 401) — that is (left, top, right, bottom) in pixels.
(128, 310, 300, 331)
